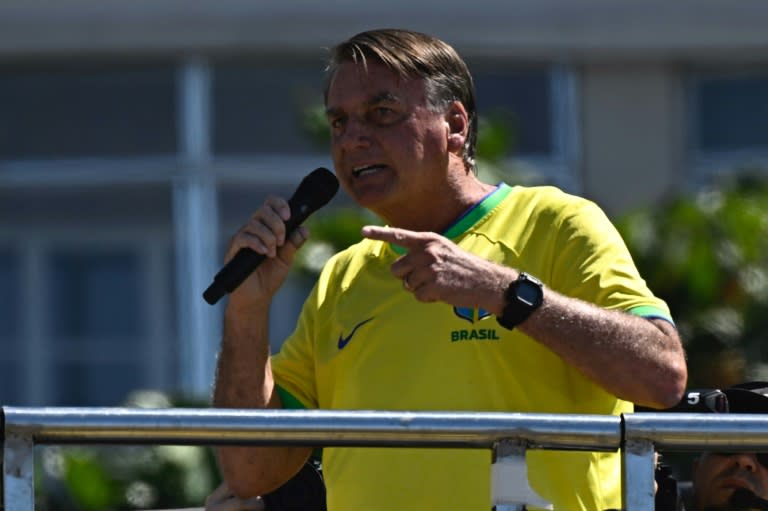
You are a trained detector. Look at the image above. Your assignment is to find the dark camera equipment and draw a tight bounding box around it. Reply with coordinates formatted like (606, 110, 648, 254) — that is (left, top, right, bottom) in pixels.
(262, 459, 326, 511)
(636, 388, 729, 414)
(654, 463, 681, 511)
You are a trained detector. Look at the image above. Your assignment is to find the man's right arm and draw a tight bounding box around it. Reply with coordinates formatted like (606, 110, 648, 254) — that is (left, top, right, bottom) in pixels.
(212, 196, 314, 498)
(213, 298, 312, 497)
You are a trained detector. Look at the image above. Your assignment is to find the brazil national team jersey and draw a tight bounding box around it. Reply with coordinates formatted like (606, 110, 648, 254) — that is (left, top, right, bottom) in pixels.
(272, 183, 672, 511)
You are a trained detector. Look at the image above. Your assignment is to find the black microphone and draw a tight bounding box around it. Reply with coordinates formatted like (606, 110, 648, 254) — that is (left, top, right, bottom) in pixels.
(730, 488, 768, 510)
(203, 167, 339, 305)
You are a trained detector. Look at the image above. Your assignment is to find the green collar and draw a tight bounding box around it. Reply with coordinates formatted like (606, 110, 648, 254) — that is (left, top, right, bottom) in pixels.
(391, 183, 512, 254)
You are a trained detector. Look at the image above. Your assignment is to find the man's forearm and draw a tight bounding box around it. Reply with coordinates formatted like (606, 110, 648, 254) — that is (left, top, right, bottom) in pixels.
(463, 262, 686, 409)
(214, 304, 274, 409)
(518, 289, 687, 409)
(213, 304, 311, 497)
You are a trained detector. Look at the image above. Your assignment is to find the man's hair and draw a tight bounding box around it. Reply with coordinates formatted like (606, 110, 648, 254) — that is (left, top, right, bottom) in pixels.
(324, 28, 478, 173)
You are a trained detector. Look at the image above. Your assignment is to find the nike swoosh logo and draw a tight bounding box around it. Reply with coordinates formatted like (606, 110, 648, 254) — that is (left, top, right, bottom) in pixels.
(337, 317, 375, 349)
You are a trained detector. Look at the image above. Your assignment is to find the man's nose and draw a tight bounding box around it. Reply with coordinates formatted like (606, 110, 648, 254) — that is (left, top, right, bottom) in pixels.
(338, 117, 371, 150)
(732, 452, 760, 472)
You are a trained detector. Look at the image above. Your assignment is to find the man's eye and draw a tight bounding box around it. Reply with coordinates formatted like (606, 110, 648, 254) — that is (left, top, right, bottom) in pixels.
(329, 117, 345, 129)
(371, 107, 397, 122)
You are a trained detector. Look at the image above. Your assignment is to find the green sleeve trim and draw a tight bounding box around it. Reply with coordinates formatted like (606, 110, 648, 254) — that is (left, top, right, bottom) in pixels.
(628, 305, 675, 326)
(275, 385, 322, 461)
(276, 385, 307, 409)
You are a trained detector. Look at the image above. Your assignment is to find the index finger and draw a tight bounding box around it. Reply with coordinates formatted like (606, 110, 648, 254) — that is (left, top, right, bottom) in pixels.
(361, 225, 428, 249)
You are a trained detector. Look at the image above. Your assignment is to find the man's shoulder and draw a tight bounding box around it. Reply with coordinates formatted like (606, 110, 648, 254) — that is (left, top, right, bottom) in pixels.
(319, 238, 385, 276)
(503, 184, 600, 221)
(510, 184, 593, 206)
(330, 237, 382, 260)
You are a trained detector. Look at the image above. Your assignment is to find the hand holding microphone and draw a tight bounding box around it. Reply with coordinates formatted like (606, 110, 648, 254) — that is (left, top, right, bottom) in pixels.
(203, 167, 339, 305)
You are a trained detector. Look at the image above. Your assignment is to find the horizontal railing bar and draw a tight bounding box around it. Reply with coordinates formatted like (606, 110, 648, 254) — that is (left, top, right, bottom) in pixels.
(2, 407, 621, 450)
(626, 413, 768, 451)
(9, 409, 767, 450)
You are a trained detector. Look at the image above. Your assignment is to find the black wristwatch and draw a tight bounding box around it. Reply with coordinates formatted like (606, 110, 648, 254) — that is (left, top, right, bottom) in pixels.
(496, 272, 544, 330)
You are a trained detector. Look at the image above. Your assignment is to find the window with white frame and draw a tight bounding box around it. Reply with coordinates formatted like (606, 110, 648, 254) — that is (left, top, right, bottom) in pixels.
(0, 60, 183, 406)
(48, 248, 144, 405)
(0, 183, 179, 406)
(0, 64, 177, 160)
(688, 69, 768, 184)
(465, 61, 578, 191)
(0, 247, 22, 404)
(212, 59, 325, 155)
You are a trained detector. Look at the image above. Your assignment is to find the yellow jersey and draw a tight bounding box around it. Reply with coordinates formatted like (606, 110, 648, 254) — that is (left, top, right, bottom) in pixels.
(272, 183, 672, 511)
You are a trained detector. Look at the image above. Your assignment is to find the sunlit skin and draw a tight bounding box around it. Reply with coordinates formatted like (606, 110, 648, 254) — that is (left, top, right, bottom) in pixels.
(692, 452, 768, 511)
(325, 59, 494, 234)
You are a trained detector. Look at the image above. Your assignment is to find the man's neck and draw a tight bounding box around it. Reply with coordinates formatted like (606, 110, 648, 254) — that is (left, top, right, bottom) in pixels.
(381, 175, 495, 233)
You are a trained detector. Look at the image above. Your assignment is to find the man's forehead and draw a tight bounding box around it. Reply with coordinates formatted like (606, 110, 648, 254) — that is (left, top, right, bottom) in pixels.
(327, 61, 423, 102)
(333, 59, 406, 81)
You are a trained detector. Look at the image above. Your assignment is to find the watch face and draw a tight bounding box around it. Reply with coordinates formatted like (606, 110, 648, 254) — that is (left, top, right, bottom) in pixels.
(517, 281, 541, 306)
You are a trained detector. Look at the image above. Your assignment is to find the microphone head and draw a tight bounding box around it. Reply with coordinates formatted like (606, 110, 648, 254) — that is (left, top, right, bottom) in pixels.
(730, 488, 760, 510)
(292, 167, 340, 212)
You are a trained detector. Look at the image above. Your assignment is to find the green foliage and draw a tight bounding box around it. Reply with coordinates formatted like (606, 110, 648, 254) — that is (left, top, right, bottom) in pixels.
(34, 391, 221, 511)
(476, 111, 518, 161)
(301, 104, 329, 150)
(62, 452, 119, 510)
(616, 173, 768, 387)
(474, 112, 544, 188)
(295, 206, 382, 277)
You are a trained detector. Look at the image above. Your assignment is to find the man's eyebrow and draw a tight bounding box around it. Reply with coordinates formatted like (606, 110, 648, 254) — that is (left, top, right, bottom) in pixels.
(325, 106, 342, 118)
(325, 91, 400, 117)
(368, 91, 399, 105)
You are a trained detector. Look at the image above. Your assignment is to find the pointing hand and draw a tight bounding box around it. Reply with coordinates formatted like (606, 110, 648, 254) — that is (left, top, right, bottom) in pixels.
(361, 225, 510, 314)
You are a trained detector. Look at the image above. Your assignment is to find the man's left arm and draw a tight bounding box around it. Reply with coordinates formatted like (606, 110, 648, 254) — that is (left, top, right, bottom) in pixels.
(362, 225, 687, 410)
(515, 286, 685, 409)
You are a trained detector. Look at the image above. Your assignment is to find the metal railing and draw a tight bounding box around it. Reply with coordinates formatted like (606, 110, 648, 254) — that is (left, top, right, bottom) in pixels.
(3, 407, 768, 511)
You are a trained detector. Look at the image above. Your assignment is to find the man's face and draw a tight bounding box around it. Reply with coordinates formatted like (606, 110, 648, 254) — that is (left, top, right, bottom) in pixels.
(693, 452, 768, 511)
(325, 60, 454, 220)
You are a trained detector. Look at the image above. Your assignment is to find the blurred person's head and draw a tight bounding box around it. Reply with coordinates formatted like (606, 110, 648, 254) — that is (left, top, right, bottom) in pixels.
(691, 382, 768, 511)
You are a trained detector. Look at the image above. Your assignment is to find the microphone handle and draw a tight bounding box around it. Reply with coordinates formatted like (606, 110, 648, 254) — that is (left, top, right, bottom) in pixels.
(202, 249, 267, 304)
(202, 201, 310, 305)
(730, 488, 768, 511)
(748, 494, 768, 511)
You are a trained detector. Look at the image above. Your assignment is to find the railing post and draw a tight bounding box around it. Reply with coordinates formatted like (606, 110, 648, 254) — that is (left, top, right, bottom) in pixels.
(622, 437, 656, 511)
(491, 439, 552, 511)
(3, 432, 35, 511)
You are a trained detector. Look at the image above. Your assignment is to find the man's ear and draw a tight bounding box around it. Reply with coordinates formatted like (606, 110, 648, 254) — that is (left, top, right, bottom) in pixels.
(446, 101, 468, 153)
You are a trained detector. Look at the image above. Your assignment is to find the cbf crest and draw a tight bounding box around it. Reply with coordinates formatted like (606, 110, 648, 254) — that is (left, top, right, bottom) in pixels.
(453, 306, 492, 324)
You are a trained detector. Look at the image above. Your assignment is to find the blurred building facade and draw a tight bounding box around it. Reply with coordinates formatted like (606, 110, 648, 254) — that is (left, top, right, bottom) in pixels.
(1, 0, 767, 406)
